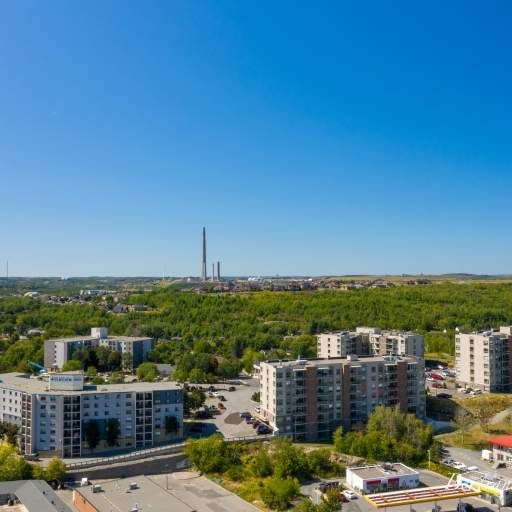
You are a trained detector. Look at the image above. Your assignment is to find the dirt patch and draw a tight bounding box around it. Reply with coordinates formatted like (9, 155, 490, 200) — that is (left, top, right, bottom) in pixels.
(225, 413, 243, 425)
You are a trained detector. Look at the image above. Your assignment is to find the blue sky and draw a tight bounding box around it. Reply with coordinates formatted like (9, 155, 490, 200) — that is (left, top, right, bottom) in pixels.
(1, 1, 511, 277)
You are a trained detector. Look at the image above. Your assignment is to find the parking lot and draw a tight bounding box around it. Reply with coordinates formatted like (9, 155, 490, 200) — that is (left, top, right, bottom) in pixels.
(185, 377, 264, 438)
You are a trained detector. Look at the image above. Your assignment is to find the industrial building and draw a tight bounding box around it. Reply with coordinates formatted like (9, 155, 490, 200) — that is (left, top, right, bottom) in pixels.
(317, 327, 424, 359)
(346, 464, 419, 494)
(0, 371, 183, 458)
(44, 327, 154, 370)
(258, 354, 425, 441)
(455, 326, 512, 392)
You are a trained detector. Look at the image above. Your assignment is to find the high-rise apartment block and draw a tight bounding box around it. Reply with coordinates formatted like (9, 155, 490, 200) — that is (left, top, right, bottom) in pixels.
(44, 327, 154, 370)
(0, 372, 183, 458)
(259, 355, 425, 442)
(455, 327, 512, 392)
(317, 327, 424, 359)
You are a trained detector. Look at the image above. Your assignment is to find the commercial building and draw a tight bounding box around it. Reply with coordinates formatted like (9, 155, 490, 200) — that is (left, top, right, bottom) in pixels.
(346, 463, 419, 494)
(489, 435, 512, 466)
(455, 326, 512, 392)
(457, 471, 512, 506)
(72, 474, 261, 512)
(317, 328, 424, 359)
(0, 372, 183, 458)
(44, 327, 154, 370)
(259, 354, 425, 441)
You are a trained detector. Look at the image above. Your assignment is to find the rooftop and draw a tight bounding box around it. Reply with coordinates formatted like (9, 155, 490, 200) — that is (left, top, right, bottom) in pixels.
(348, 463, 418, 479)
(261, 354, 419, 369)
(0, 373, 181, 395)
(460, 471, 512, 491)
(0, 480, 72, 512)
(489, 435, 512, 448)
(73, 474, 260, 512)
(47, 335, 151, 343)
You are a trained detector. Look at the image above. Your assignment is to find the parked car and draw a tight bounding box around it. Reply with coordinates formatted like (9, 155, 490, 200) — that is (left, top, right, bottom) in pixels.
(256, 424, 271, 434)
(467, 466, 479, 471)
(342, 490, 357, 500)
(432, 382, 443, 388)
(252, 421, 261, 429)
(437, 393, 452, 399)
(240, 411, 251, 419)
(218, 402, 226, 410)
(452, 462, 467, 470)
(228, 386, 236, 392)
(218, 395, 226, 401)
(473, 389, 483, 396)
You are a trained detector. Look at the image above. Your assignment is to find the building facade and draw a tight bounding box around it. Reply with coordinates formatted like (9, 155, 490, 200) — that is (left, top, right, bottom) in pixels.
(346, 463, 420, 494)
(44, 327, 154, 370)
(259, 355, 425, 441)
(0, 372, 183, 458)
(455, 327, 512, 392)
(317, 328, 424, 359)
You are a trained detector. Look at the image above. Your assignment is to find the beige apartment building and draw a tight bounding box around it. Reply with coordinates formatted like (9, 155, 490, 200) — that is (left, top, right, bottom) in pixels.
(455, 326, 512, 392)
(317, 327, 424, 359)
(259, 355, 425, 442)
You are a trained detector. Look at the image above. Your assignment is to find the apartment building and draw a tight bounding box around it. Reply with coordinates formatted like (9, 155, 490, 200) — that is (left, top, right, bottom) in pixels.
(44, 327, 154, 370)
(259, 354, 425, 442)
(317, 327, 424, 359)
(0, 372, 183, 458)
(455, 327, 512, 392)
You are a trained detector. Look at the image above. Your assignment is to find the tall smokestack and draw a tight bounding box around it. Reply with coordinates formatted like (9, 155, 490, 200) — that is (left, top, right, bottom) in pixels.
(212, 263, 215, 281)
(201, 227, 207, 281)
(217, 261, 221, 281)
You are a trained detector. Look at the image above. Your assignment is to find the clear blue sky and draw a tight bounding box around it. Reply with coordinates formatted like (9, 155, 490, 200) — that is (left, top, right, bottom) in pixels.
(1, 1, 511, 277)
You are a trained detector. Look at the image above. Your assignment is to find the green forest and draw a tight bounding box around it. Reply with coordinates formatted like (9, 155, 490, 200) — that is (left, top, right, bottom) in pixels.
(2, 282, 512, 379)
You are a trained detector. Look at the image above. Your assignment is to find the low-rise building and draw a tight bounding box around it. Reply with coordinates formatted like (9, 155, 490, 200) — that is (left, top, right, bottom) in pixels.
(0, 371, 183, 458)
(455, 327, 512, 392)
(0, 480, 72, 512)
(44, 327, 154, 370)
(346, 463, 420, 494)
(457, 471, 512, 506)
(489, 435, 512, 466)
(317, 328, 424, 359)
(259, 354, 425, 441)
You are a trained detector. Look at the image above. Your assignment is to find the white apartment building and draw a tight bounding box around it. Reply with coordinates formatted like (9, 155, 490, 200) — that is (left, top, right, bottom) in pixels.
(44, 327, 154, 370)
(259, 355, 425, 442)
(317, 327, 424, 359)
(0, 372, 183, 458)
(455, 327, 512, 392)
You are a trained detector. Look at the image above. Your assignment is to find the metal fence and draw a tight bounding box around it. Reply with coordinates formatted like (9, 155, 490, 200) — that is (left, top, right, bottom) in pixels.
(66, 433, 273, 470)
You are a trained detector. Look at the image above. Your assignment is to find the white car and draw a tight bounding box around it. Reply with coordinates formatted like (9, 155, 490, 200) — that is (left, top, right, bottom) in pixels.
(467, 465, 479, 471)
(452, 462, 467, 470)
(342, 490, 357, 500)
(212, 391, 220, 397)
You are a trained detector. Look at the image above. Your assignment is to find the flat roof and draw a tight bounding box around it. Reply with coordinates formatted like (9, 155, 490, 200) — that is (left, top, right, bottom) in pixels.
(0, 373, 181, 395)
(74, 474, 261, 512)
(365, 485, 481, 508)
(460, 471, 512, 491)
(0, 480, 72, 512)
(348, 463, 418, 479)
(47, 335, 152, 343)
(261, 355, 419, 368)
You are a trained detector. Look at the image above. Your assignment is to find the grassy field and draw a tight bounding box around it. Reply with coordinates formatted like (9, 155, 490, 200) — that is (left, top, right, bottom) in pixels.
(439, 394, 512, 449)
(425, 352, 455, 366)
